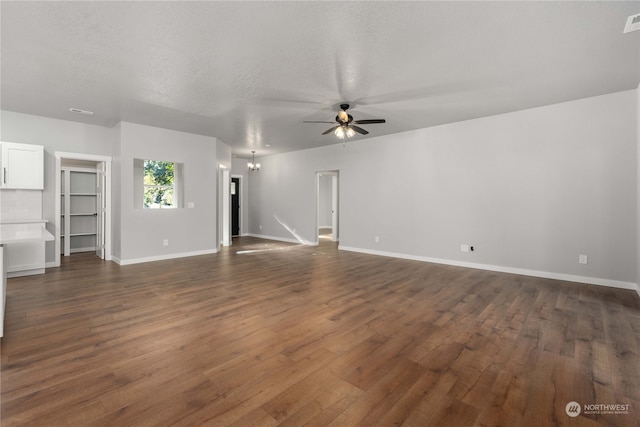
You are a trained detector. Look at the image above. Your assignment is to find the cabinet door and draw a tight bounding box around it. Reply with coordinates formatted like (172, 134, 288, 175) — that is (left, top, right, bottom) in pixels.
(1, 142, 44, 189)
(5, 241, 45, 274)
(1, 246, 5, 337)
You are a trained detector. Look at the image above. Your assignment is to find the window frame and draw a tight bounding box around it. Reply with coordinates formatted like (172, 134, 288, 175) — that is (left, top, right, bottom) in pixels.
(134, 158, 183, 209)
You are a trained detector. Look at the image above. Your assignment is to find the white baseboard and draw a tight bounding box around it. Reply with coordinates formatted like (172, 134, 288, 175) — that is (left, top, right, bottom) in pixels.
(7, 268, 45, 278)
(246, 233, 317, 245)
(114, 249, 218, 266)
(70, 247, 96, 254)
(338, 245, 639, 295)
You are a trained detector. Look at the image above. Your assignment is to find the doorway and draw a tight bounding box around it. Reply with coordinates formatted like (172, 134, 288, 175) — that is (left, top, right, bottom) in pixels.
(54, 152, 112, 266)
(317, 171, 339, 243)
(231, 177, 241, 236)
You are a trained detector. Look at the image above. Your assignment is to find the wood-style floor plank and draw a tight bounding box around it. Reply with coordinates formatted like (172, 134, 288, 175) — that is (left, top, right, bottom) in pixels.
(1, 236, 639, 426)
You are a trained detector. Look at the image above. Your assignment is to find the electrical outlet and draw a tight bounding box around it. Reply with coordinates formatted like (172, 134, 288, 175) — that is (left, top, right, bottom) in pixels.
(187, 202, 195, 208)
(461, 244, 469, 252)
(579, 254, 588, 264)
(163, 239, 169, 246)
(375, 235, 380, 243)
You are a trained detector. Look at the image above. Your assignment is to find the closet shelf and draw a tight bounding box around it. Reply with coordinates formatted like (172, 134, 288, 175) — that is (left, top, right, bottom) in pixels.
(61, 168, 99, 256)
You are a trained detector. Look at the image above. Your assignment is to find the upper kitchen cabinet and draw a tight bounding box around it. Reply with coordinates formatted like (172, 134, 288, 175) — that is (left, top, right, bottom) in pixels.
(0, 142, 44, 190)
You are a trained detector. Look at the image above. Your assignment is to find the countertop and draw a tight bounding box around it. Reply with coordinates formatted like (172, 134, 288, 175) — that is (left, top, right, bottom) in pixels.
(0, 219, 48, 224)
(0, 222, 54, 244)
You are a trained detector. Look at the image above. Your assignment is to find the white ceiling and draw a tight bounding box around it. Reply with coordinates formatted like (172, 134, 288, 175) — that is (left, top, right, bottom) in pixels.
(2, 1, 639, 158)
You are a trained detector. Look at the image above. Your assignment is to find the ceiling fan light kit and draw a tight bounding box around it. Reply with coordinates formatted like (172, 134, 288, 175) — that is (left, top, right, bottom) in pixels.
(334, 126, 356, 140)
(303, 103, 386, 140)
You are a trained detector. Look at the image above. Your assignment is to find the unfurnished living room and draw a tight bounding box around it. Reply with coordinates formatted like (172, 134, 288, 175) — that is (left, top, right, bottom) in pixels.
(1, 1, 639, 426)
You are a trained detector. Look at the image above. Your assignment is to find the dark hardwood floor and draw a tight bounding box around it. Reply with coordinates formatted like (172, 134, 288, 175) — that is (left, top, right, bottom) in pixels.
(1, 237, 639, 426)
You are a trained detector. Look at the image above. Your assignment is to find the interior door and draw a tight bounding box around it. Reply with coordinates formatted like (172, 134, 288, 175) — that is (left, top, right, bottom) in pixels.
(231, 177, 240, 236)
(95, 163, 106, 259)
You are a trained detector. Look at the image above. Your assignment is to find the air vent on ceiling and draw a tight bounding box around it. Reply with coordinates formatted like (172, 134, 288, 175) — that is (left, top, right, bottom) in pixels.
(69, 108, 94, 115)
(623, 13, 640, 33)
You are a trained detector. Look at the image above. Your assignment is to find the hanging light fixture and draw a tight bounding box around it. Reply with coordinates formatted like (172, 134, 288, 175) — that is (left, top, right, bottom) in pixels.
(248, 150, 260, 172)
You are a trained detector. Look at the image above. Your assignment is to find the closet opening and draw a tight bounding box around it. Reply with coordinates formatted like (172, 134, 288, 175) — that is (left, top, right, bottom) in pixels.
(55, 152, 112, 265)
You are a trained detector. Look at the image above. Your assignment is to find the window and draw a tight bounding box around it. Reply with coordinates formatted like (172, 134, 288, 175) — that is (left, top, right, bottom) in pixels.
(134, 159, 183, 209)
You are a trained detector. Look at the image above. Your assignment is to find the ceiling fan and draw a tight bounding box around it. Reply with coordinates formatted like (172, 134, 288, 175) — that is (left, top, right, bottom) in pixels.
(303, 103, 386, 139)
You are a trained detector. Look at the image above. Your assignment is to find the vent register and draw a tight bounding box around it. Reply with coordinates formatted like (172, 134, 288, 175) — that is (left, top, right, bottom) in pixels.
(624, 13, 640, 34)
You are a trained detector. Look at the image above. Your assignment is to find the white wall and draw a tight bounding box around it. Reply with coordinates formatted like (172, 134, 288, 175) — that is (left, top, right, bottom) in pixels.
(318, 174, 333, 228)
(249, 90, 638, 288)
(112, 122, 122, 260)
(216, 141, 232, 246)
(1, 111, 114, 263)
(637, 81, 640, 295)
(114, 122, 219, 264)
(1, 112, 225, 265)
(2, 86, 638, 290)
(217, 142, 232, 170)
(248, 145, 345, 244)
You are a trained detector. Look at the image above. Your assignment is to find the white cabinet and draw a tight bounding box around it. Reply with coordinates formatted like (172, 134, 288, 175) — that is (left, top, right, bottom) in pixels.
(0, 224, 55, 335)
(6, 241, 45, 277)
(0, 142, 44, 190)
(1, 245, 6, 338)
(2, 221, 50, 278)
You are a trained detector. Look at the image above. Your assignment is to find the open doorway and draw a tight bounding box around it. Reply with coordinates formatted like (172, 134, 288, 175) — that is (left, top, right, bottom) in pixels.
(231, 176, 241, 237)
(317, 171, 339, 243)
(219, 170, 243, 246)
(54, 152, 112, 266)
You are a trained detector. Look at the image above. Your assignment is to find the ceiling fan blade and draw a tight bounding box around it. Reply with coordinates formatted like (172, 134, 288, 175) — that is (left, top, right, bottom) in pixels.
(353, 119, 386, 124)
(303, 120, 336, 124)
(350, 125, 369, 135)
(322, 126, 340, 135)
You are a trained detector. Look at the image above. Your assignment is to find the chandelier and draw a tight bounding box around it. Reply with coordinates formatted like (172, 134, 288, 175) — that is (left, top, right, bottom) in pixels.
(248, 150, 260, 172)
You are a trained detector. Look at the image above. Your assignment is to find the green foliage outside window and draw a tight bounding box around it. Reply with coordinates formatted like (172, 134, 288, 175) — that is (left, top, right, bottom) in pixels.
(144, 160, 175, 208)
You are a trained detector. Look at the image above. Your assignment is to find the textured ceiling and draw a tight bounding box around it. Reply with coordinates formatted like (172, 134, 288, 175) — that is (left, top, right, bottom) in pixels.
(2, 1, 639, 158)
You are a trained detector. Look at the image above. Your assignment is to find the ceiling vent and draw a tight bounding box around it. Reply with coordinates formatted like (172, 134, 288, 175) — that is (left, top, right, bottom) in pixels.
(69, 108, 94, 116)
(623, 13, 640, 33)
